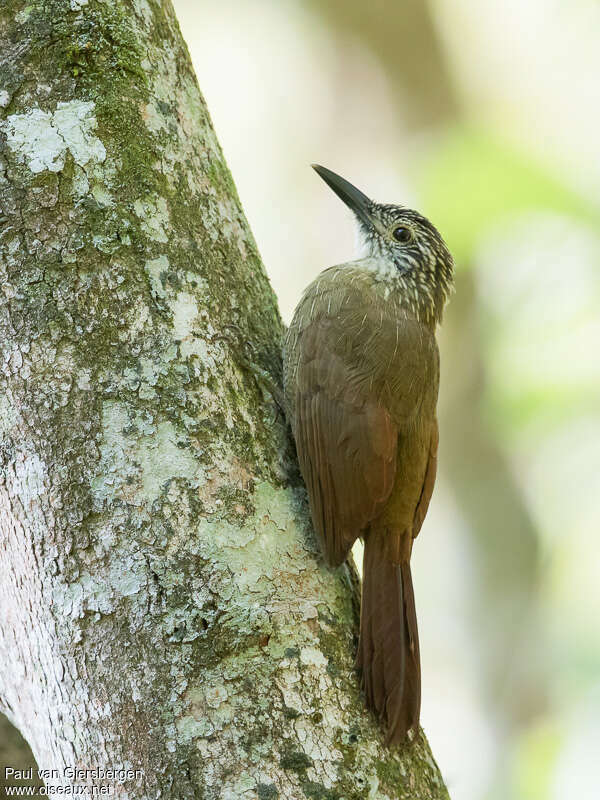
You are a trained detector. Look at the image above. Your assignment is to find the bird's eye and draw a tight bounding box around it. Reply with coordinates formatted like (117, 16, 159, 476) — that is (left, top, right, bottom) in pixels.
(393, 226, 412, 243)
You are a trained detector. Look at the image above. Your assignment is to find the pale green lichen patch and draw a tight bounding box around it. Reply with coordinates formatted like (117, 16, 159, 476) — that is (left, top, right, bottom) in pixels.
(0, 394, 20, 443)
(15, 5, 33, 24)
(91, 401, 200, 509)
(299, 647, 328, 668)
(133, 195, 170, 243)
(144, 255, 170, 300)
(11, 451, 47, 507)
(3, 100, 106, 174)
(138, 421, 199, 501)
(170, 292, 201, 344)
(51, 553, 147, 619)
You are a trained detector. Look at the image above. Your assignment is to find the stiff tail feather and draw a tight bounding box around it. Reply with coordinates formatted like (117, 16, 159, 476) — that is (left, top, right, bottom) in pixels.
(357, 534, 421, 744)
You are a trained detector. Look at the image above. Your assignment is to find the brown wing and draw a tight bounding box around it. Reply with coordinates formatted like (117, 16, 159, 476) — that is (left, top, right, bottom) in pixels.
(292, 318, 398, 566)
(412, 418, 438, 538)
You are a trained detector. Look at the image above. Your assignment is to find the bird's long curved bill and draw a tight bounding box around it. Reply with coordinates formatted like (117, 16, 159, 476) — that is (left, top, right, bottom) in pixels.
(312, 164, 373, 228)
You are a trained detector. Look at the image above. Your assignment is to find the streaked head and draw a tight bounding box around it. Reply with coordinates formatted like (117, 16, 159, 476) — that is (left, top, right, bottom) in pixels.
(312, 164, 454, 322)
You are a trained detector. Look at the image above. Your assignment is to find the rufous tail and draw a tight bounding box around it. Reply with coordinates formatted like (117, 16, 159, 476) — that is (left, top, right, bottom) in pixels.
(357, 533, 421, 745)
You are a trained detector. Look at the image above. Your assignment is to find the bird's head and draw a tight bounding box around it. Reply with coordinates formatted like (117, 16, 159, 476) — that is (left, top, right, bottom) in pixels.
(312, 164, 454, 323)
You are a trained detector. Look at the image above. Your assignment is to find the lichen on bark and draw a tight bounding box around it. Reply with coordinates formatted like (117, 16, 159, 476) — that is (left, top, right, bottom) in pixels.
(0, 1, 449, 798)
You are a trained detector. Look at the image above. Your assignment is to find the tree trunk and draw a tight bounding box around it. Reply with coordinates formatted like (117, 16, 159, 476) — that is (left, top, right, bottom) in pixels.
(0, 1, 449, 797)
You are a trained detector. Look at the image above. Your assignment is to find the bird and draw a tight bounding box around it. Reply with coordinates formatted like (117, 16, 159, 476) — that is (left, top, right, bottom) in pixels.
(283, 164, 454, 745)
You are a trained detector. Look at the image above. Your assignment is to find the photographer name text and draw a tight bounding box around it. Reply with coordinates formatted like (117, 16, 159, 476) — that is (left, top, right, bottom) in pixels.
(5, 768, 143, 782)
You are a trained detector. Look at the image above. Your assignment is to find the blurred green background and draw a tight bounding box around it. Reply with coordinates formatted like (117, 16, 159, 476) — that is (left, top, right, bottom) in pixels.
(3, 1, 599, 798)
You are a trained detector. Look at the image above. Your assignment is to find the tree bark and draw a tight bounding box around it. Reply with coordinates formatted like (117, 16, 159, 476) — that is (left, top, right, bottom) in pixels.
(0, 1, 449, 798)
